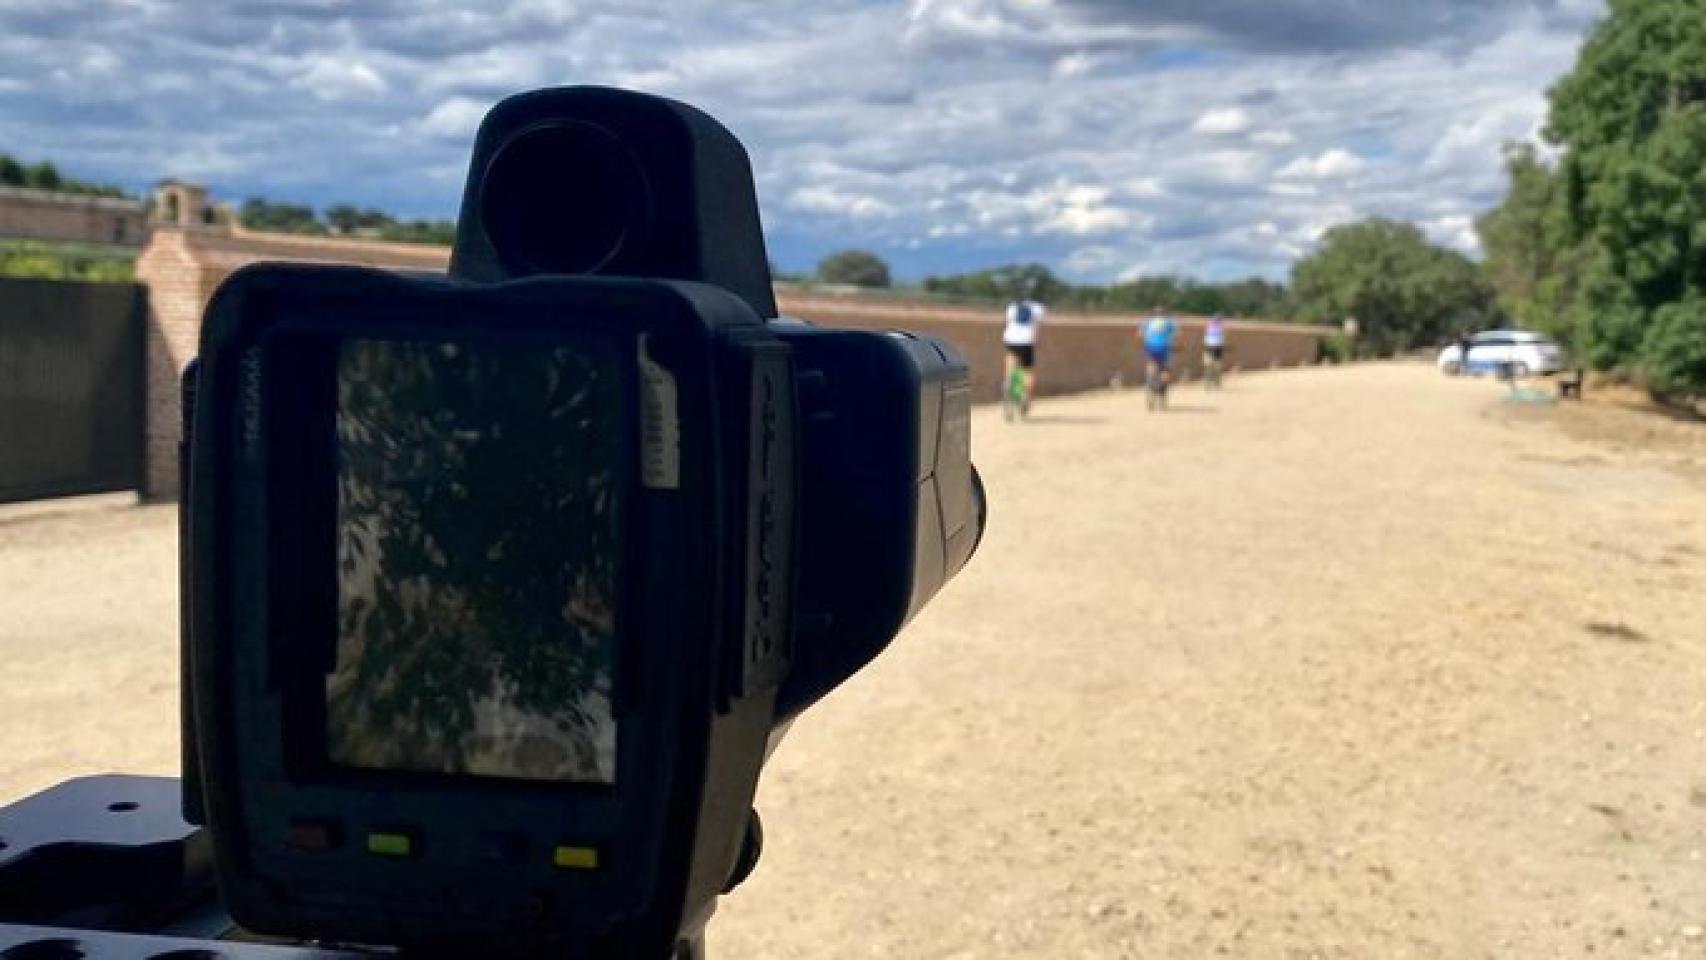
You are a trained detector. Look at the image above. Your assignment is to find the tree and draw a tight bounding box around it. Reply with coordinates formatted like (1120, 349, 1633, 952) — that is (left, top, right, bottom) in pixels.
(1174, 284, 1230, 316)
(0, 152, 129, 197)
(1217, 277, 1293, 319)
(1641, 297, 1706, 398)
(916, 267, 1293, 319)
(329, 341, 618, 779)
(923, 263, 1067, 303)
(1530, 0, 1706, 395)
(25, 162, 61, 191)
(817, 249, 891, 288)
(325, 203, 364, 235)
(379, 218, 457, 245)
(1291, 218, 1493, 355)
(237, 195, 456, 244)
(239, 197, 326, 235)
(1476, 144, 1581, 341)
(1103, 276, 1184, 312)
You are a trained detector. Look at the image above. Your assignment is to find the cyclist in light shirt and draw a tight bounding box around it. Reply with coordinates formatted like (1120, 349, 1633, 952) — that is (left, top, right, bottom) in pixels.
(1203, 314, 1228, 366)
(1003, 297, 1045, 416)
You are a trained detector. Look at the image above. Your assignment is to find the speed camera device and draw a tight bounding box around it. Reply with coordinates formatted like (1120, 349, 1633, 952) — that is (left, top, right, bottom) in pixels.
(178, 87, 985, 958)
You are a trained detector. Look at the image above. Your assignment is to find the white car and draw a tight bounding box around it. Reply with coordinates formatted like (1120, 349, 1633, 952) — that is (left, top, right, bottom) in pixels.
(1438, 329, 1566, 376)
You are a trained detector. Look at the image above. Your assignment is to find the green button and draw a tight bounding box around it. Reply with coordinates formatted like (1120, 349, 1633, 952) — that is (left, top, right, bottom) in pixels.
(366, 831, 414, 857)
(553, 845, 599, 870)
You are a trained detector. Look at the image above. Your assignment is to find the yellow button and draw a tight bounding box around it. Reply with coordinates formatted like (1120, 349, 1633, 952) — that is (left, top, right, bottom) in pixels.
(553, 845, 600, 870)
(366, 832, 414, 857)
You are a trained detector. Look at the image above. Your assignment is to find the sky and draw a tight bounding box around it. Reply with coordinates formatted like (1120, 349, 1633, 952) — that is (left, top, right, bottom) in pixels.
(0, 0, 1607, 283)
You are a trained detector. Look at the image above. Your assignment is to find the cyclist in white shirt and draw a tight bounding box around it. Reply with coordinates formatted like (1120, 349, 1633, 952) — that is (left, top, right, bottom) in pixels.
(1002, 297, 1045, 416)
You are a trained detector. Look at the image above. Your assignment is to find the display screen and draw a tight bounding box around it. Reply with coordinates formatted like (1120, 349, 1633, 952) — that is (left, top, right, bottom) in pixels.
(327, 338, 622, 784)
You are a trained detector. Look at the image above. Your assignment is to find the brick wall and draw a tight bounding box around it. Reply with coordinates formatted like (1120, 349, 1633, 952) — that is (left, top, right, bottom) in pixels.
(776, 293, 1330, 403)
(133, 236, 1329, 497)
(133, 225, 452, 498)
(0, 186, 147, 247)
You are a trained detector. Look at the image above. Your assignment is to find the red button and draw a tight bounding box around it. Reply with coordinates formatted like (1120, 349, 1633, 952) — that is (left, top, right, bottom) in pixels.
(288, 820, 340, 853)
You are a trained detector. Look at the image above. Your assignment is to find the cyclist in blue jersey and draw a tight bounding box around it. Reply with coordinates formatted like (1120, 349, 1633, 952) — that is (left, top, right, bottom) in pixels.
(1140, 306, 1177, 384)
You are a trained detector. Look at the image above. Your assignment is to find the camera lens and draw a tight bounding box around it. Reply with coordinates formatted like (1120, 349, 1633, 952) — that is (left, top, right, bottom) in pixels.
(479, 121, 651, 276)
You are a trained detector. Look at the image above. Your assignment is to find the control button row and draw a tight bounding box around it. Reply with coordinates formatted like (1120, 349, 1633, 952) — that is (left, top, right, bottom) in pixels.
(287, 818, 599, 870)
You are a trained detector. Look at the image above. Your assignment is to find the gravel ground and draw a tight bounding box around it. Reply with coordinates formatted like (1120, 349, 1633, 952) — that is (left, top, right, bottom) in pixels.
(2, 362, 1702, 957)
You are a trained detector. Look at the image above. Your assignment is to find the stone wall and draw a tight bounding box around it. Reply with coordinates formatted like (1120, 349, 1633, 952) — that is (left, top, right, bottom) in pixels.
(133, 225, 451, 498)
(133, 233, 1330, 498)
(776, 293, 1330, 403)
(0, 186, 147, 247)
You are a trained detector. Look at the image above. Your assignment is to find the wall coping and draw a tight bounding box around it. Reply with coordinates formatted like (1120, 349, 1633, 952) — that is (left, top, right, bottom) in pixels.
(157, 223, 453, 272)
(0, 184, 145, 213)
(777, 291, 1333, 335)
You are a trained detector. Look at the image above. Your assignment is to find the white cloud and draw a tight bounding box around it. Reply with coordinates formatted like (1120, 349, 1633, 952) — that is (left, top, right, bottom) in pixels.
(1423, 95, 1547, 176)
(1422, 214, 1481, 254)
(420, 96, 489, 140)
(1065, 244, 1122, 274)
(0, 0, 1606, 281)
(903, 0, 1168, 49)
(1043, 203, 1131, 236)
(1124, 176, 1165, 199)
(1192, 107, 1252, 136)
(1276, 148, 1368, 180)
(1053, 51, 1100, 78)
(1198, 150, 1265, 185)
(297, 57, 388, 101)
(789, 185, 896, 220)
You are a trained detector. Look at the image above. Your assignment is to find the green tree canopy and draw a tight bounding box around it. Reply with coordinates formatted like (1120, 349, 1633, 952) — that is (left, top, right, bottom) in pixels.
(25, 162, 61, 191)
(240, 196, 456, 244)
(922, 263, 1068, 303)
(921, 267, 1292, 319)
(1291, 218, 1493, 355)
(816, 248, 892, 288)
(240, 197, 326, 234)
(1475, 143, 1588, 342)
(1481, 0, 1706, 397)
(0, 152, 130, 198)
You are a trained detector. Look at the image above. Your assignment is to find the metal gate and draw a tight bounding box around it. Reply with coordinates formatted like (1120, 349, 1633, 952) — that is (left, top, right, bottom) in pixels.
(0, 278, 145, 503)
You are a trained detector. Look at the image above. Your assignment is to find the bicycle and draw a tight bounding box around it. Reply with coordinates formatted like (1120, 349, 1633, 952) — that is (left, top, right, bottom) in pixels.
(1145, 361, 1169, 412)
(1003, 364, 1031, 422)
(1203, 351, 1224, 390)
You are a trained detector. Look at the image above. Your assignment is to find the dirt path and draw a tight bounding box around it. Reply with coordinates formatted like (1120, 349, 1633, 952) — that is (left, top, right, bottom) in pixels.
(2, 363, 1703, 957)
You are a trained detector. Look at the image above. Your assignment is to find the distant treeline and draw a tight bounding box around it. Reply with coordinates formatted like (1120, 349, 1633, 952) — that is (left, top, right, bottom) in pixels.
(797, 253, 1295, 320)
(921, 263, 1293, 319)
(239, 197, 456, 245)
(0, 152, 132, 199)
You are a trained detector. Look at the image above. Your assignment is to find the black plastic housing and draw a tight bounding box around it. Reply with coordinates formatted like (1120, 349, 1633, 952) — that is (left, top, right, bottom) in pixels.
(176, 85, 986, 959)
(185, 267, 792, 958)
(449, 87, 777, 319)
(769, 323, 981, 720)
